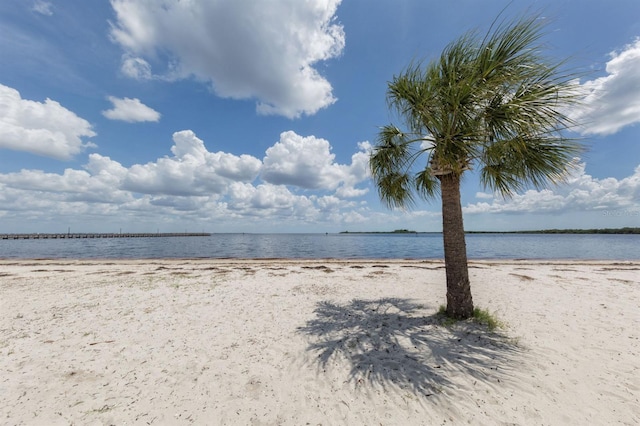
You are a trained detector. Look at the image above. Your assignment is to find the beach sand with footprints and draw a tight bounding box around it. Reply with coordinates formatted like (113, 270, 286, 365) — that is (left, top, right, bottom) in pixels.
(1, 259, 639, 425)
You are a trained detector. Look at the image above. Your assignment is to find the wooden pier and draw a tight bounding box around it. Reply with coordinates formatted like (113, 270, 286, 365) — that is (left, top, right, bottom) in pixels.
(1, 233, 211, 240)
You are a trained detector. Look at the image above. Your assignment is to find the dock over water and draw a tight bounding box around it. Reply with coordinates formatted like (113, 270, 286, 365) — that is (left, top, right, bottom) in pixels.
(1, 233, 211, 240)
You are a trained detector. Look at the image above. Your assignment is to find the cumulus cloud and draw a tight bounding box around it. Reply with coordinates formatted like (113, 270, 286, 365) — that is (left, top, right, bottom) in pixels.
(0, 129, 376, 231)
(123, 130, 262, 196)
(0, 167, 133, 204)
(0, 84, 96, 160)
(102, 96, 161, 123)
(109, 0, 345, 118)
(227, 182, 316, 219)
(573, 38, 640, 135)
(0, 128, 368, 200)
(262, 131, 369, 196)
(120, 55, 153, 80)
(0, 130, 265, 204)
(465, 161, 640, 214)
(32, 1, 53, 16)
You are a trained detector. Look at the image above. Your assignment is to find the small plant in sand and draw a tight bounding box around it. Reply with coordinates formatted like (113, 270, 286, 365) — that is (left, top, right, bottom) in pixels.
(471, 308, 503, 331)
(437, 305, 458, 327)
(438, 305, 503, 330)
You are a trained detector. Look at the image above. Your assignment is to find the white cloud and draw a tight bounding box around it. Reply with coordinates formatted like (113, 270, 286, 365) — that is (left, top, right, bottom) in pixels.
(474, 192, 494, 200)
(227, 182, 315, 218)
(335, 186, 369, 198)
(120, 55, 153, 80)
(0, 128, 368, 202)
(261, 131, 369, 196)
(109, 0, 345, 118)
(0, 129, 379, 231)
(102, 96, 161, 123)
(464, 161, 640, 214)
(32, 1, 53, 16)
(574, 38, 640, 135)
(0, 84, 96, 160)
(123, 130, 262, 196)
(0, 168, 133, 205)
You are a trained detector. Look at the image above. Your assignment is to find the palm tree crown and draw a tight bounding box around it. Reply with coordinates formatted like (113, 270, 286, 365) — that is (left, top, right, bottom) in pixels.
(371, 13, 583, 207)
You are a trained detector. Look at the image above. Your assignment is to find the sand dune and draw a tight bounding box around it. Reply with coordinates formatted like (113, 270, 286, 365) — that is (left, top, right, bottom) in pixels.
(1, 259, 638, 425)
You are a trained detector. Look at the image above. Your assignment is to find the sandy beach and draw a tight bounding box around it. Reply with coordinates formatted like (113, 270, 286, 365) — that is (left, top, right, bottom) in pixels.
(1, 259, 638, 425)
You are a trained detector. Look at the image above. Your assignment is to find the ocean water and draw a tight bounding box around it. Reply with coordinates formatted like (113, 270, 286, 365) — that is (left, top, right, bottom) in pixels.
(0, 233, 638, 260)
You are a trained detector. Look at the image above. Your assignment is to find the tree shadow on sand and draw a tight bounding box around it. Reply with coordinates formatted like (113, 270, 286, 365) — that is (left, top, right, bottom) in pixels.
(297, 298, 523, 397)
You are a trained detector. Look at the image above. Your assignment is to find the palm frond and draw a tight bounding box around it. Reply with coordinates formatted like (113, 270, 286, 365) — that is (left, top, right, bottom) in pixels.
(480, 135, 583, 196)
(375, 172, 416, 209)
(370, 125, 438, 206)
(415, 167, 440, 199)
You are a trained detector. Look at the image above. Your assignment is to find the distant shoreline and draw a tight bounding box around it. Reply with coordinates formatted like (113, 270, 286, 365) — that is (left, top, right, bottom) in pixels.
(467, 227, 640, 234)
(340, 229, 420, 234)
(2, 228, 639, 239)
(341, 227, 640, 235)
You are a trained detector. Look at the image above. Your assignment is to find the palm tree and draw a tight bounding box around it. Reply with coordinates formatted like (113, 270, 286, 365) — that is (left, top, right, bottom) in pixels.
(370, 13, 583, 319)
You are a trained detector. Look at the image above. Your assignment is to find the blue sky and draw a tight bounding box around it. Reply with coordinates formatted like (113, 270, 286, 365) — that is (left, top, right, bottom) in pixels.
(1, 0, 639, 233)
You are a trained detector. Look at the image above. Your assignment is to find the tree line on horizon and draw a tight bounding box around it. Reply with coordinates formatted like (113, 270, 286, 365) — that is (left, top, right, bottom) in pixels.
(340, 228, 640, 235)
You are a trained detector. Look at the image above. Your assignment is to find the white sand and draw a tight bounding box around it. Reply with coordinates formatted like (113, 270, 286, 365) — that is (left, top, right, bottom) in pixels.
(1, 259, 638, 425)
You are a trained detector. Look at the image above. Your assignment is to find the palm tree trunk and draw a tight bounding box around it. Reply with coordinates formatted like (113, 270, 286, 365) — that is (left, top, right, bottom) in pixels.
(439, 173, 474, 319)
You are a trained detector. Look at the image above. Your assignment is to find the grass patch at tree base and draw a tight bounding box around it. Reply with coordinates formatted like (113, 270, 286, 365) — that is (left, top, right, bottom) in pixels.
(438, 305, 503, 331)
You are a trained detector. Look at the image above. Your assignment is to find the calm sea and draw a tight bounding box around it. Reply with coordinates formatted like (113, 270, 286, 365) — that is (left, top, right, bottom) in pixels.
(0, 233, 637, 260)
